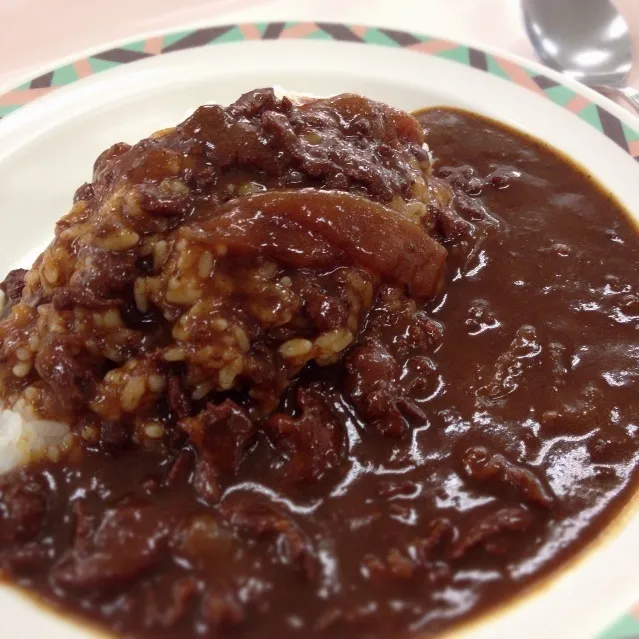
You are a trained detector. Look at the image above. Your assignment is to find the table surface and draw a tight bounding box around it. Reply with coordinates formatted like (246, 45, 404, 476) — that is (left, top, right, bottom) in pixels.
(1, 0, 638, 93)
(1, 1, 639, 637)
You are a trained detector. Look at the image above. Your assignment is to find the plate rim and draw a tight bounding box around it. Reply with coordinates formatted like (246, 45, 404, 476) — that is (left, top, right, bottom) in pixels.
(1, 19, 638, 639)
(1, 20, 639, 163)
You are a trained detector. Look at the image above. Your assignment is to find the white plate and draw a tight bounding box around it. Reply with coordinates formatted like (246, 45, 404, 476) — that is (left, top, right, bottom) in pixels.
(1, 22, 639, 639)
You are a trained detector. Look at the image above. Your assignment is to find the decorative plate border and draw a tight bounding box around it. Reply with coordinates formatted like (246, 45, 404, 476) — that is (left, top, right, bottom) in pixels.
(0, 20, 637, 639)
(1, 21, 639, 164)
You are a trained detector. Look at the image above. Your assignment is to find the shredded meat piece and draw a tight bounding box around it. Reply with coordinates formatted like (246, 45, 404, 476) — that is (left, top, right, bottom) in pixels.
(219, 495, 317, 581)
(181, 91, 428, 202)
(69, 248, 137, 297)
(297, 275, 351, 332)
(265, 385, 345, 482)
(411, 518, 454, 562)
(34, 334, 98, 408)
(181, 400, 255, 475)
(0, 268, 27, 309)
(52, 504, 172, 590)
(346, 339, 425, 437)
(0, 476, 48, 544)
(362, 285, 443, 358)
(52, 286, 124, 311)
(450, 507, 533, 559)
(462, 446, 555, 508)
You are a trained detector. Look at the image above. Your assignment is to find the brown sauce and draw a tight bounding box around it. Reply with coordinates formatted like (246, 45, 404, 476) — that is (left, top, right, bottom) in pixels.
(1, 103, 639, 638)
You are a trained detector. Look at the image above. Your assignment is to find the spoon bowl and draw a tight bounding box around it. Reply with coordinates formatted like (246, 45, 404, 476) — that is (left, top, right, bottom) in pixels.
(522, 0, 639, 112)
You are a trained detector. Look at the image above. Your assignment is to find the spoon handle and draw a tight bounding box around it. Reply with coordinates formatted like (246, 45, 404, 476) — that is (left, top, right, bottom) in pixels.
(616, 86, 639, 115)
(596, 85, 639, 116)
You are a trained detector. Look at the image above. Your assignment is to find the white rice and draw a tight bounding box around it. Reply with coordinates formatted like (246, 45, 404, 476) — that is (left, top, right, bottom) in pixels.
(0, 87, 409, 477)
(0, 407, 70, 475)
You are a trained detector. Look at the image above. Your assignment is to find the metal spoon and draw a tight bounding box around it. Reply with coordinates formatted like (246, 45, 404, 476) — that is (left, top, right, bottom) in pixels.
(522, 0, 639, 113)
